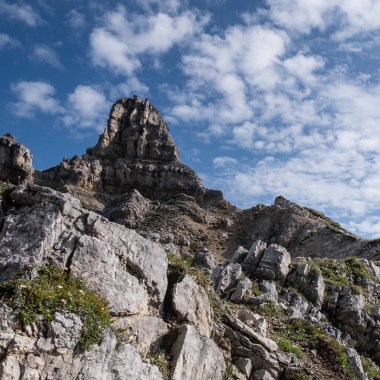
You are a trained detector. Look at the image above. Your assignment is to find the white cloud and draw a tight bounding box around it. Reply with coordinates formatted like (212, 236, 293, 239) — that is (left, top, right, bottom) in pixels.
(90, 5, 208, 77)
(0, 33, 20, 49)
(266, 0, 380, 39)
(62, 85, 108, 132)
(136, 0, 186, 14)
(10, 82, 108, 134)
(66, 9, 86, 30)
(31, 45, 63, 69)
(10, 81, 63, 117)
(213, 156, 238, 168)
(0, 1, 40, 26)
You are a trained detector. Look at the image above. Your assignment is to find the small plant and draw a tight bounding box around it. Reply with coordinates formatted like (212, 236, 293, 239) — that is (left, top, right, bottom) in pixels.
(275, 319, 358, 379)
(147, 350, 171, 380)
(275, 337, 304, 359)
(361, 355, 380, 380)
(225, 362, 234, 380)
(0, 265, 112, 351)
(251, 302, 286, 318)
(167, 253, 228, 320)
(0, 182, 14, 209)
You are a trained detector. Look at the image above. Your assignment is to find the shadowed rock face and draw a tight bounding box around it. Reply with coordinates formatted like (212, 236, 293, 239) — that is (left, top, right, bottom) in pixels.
(0, 134, 33, 184)
(36, 96, 205, 200)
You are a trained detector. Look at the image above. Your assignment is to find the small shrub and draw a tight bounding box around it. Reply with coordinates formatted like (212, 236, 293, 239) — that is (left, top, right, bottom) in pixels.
(275, 337, 304, 359)
(0, 265, 112, 351)
(251, 302, 286, 318)
(225, 362, 234, 380)
(147, 350, 170, 380)
(167, 253, 226, 319)
(361, 355, 380, 380)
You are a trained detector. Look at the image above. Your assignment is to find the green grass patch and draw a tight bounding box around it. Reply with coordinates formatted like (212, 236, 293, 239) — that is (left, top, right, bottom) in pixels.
(275, 319, 358, 379)
(147, 350, 171, 380)
(167, 253, 227, 319)
(251, 302, 286, 318)
(275, 337, 304, 359)
(361, 355, 380, 380)
(0, 265, 112, 351)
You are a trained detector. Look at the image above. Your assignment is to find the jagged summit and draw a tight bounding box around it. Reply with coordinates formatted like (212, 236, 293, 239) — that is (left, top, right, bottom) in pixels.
(29, 96, 207, 201)
(88, 96, 179, 163)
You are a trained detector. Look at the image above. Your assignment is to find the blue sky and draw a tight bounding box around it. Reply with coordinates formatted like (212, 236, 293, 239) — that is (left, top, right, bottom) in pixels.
(2, 0, 380, 238)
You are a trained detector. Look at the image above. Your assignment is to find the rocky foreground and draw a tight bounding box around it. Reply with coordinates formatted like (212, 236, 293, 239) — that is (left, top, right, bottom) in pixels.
(1, 96, 380, 380)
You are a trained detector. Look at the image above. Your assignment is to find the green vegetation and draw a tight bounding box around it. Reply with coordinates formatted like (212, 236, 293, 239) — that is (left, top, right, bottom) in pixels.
(225, 362, 234, 380)
(274, 319, 358, 379)
(0, 182, 14, 208)
(308, 257, 379, 288)
(0, 266, 112, 351)
(251, 301, 286, 318)
(275, 337, 304, 359)
(167, 253, 210, 289)
(361, 355, 380, 380)
(305, 208, 356, 237)
(167, 253, 228, 319)
(147, 350, 171, 380)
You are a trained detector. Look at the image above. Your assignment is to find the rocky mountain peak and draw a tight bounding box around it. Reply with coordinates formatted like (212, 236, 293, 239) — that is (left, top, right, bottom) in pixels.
(89, 96, 179, 163)
(0, 133, 33, 184)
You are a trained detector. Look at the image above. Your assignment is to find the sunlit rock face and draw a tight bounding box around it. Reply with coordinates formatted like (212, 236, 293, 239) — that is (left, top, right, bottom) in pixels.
(37, 96, 205, 200)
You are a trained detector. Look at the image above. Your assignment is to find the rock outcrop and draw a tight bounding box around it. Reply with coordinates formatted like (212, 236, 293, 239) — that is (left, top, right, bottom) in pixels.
(0, 134, 33, 184)
(37, 96, 205, 201)
(2, 97, 380, 380)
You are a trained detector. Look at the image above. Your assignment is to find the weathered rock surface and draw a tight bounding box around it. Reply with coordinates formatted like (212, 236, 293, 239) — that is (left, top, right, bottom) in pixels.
(172, 275, 212, 337)
(255, 244, 291, 282)
(0, 134, 33, 184)
(171, 324, 226, 380)
(0, 185, 168, 315)
(0, 305, 164, 380)
(2, 97, 380, 380)
(36, 97, 205, 201)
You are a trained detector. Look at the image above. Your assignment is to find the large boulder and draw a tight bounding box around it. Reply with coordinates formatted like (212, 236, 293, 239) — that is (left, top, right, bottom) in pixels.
(255, 244, 291, 282)
(0, 185, 168, 315)
(172, 275, 212, 337)
(171, 324, 226, 380)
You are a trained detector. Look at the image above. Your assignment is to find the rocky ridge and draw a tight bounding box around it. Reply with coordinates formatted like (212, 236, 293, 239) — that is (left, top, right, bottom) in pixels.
(1, 97, 380, 380)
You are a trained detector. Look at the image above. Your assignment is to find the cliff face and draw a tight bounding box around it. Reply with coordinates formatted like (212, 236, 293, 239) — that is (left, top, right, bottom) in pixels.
(36, 96, 205, 202)
(1, 97, 380, 380)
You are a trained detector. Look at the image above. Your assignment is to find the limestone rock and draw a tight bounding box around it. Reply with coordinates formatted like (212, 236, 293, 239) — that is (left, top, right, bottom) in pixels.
(115, 315, 168, 352)
(215, 263, 242, 294)
(230, 246, 248, 263)
(172, 275, 212, 337)
(37, 97, 205, 200)
(171, 324, 226, 380)
(103, 189, 151, 228)
(0, 185, 168, 315)
(241, 240, 267, 272)
(230, 277, 252, 302)
(195, 249, 217, 274)
(0, 134, 33, 184)
(255, 244, 291, 282)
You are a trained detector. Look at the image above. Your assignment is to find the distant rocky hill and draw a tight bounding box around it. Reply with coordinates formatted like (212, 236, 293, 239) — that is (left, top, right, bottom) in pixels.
(1, 97, 380, 380)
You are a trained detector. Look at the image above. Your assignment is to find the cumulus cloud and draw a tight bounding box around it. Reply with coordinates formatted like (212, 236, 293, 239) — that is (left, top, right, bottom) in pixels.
(135, 0, 187, 14)
(0, 33, 20, 49)
(213, 156, 238, 168)
(31, 44, 63, 69)
(89, 5, 208, 76)
(66, 9, 86, 30)
(62, 85, 108, 132)
(10, 81, 64, 117)
(266, 0, 380, 39)
(10, 82, 108, 134)
(0, 1, 41, 26)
